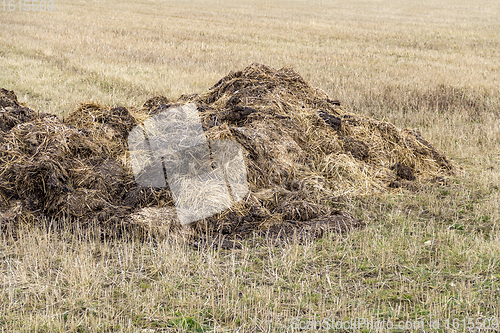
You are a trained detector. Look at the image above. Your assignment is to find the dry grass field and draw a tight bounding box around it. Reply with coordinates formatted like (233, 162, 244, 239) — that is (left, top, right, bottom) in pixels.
(1, 0, 500, 331)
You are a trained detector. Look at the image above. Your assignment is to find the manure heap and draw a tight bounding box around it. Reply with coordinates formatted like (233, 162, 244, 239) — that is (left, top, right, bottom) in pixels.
(0, 64, 454, 239)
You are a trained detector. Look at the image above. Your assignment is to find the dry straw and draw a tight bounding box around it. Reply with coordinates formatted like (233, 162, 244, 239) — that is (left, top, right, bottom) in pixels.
(0, 64, 453, 240)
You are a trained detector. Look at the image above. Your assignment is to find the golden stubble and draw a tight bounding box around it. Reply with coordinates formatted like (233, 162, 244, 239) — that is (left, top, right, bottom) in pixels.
(0, 0, 499, 331)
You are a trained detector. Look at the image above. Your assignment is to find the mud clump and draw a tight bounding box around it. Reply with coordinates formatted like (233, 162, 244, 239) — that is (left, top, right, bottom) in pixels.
(0, 64, 454, 241)
(0, 88, 38, 132)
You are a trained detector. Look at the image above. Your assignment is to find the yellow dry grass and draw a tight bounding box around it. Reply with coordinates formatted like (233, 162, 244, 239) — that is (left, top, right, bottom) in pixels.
(1, 0, 499, 331)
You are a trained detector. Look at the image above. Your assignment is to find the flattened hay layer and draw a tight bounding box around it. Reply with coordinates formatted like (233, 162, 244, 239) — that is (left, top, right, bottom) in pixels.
(0, 64, 453, 240)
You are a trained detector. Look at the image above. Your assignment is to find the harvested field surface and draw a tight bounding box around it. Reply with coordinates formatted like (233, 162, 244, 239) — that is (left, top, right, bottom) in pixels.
(1, 64, 453, 240)
(1, 0, 499, 331)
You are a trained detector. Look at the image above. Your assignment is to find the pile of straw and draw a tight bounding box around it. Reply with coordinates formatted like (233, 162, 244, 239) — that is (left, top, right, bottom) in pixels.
(0, 64, 453, 239)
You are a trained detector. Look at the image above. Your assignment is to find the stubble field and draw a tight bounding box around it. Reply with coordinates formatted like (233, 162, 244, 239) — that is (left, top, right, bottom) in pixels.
(1, 0, 499, 331)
